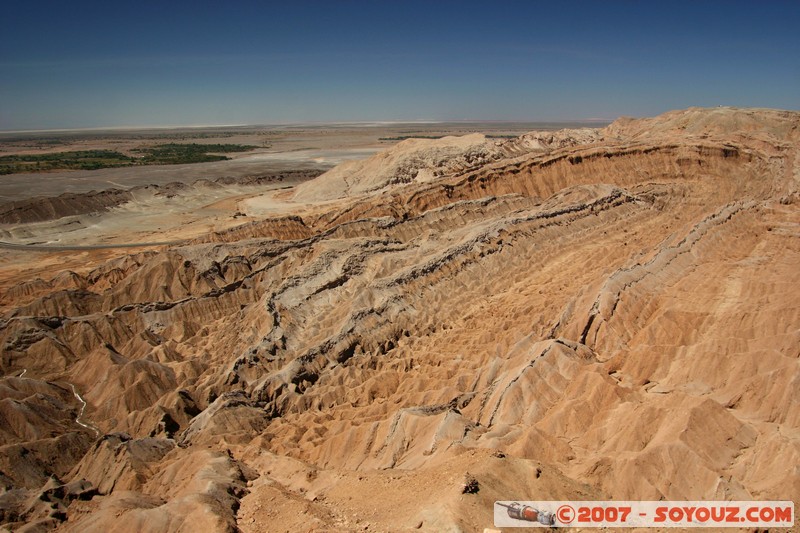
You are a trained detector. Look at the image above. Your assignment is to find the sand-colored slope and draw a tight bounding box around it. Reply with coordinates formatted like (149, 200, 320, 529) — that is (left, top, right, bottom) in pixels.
(292, 133, 498, 202)
(0, 107, 798, 532)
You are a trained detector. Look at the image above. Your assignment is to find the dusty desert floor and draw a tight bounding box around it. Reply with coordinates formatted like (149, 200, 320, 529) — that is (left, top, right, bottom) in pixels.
(0, 109, 798, 532)
(0, 122, 567, 290)
(0, 122, 558, 200)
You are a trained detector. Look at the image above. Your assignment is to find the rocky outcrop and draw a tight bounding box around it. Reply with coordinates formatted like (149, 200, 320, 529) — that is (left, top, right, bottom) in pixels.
(292, 133, 502, 201)
(0, 170, 322, 225)
(1, 107, 799, 531)
(0, 189, 134, 225)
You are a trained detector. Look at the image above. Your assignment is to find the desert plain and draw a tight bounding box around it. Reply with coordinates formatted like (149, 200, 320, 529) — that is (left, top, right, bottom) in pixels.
(0, 107, 798, 532)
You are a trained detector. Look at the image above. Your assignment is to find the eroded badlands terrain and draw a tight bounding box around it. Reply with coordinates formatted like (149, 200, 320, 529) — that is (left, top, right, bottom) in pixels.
(0, 107, 798, 532)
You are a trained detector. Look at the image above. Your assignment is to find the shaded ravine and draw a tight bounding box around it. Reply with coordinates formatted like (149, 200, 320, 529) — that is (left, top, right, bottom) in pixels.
(69, 382, 100, 437)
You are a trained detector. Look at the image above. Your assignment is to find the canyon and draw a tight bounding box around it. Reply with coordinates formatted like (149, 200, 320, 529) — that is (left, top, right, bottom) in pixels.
(0, 107, 798, 532)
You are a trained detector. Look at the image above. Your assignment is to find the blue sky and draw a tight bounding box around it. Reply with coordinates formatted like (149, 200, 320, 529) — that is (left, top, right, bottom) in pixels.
(1, 1, 798, 130)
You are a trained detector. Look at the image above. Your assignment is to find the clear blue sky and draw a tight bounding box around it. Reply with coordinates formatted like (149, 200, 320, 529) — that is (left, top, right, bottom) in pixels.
(1, 0, 798, 130)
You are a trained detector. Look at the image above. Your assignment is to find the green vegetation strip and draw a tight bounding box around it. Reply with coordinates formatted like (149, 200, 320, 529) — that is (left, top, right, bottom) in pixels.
(0, 143, 258, 175)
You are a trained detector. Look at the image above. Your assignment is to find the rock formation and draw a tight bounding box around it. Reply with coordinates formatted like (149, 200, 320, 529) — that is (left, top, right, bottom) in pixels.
(0, 107, 798, 531)
(0, 170, 321, 225)
(292, 133, 501, 201)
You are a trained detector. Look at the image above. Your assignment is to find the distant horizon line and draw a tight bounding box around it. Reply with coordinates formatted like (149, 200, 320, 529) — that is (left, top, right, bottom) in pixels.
(0, 117, 616, 135)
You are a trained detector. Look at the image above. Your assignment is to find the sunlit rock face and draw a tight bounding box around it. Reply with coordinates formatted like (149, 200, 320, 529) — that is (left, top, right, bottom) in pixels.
(2, 107, 799, 532)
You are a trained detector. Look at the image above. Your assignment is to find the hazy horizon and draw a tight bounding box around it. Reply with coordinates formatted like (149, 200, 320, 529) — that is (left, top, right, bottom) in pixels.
(0, 118, 616, 135)
(2, 1, 798, 130)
